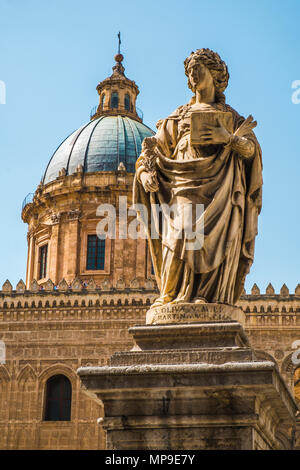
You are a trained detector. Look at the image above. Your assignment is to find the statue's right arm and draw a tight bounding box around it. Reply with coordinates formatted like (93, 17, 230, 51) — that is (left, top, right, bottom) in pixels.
(136, 161, 147, 184)
(136, 117, 178, 185)
(135, 150, 158, 192)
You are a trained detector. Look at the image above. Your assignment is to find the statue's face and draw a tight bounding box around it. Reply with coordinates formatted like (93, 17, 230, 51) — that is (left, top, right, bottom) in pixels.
(187, 61, 214, 92)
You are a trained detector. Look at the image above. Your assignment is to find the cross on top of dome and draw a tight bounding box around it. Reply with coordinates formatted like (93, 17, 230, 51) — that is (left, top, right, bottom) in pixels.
(111, 32, 125, 76)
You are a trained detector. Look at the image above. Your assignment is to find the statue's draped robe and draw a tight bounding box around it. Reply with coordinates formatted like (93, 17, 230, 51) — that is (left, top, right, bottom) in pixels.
(133, 102, 262, 305)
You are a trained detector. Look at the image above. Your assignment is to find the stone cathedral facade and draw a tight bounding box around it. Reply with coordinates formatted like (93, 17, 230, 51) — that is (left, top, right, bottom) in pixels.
(0, 54, 300, 450)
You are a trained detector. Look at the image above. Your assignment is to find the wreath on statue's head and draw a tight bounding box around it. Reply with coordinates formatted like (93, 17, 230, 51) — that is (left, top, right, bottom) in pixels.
(184, 48, 229, 102)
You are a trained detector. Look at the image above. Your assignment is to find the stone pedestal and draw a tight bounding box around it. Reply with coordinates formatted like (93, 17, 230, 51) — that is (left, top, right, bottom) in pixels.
(78, 304, 297, 450)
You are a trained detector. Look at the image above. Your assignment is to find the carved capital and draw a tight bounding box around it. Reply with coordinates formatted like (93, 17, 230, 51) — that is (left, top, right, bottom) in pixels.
(51, 212, 61, 225)
(68, 209, 81, 221)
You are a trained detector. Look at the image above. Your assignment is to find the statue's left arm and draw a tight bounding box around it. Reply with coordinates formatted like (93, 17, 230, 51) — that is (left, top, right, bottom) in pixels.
(226, 134, 255, 158)
(225, 108, 258, 158)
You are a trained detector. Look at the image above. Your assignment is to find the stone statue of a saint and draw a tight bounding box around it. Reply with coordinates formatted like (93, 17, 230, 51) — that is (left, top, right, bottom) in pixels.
(134, 48, 262, 308)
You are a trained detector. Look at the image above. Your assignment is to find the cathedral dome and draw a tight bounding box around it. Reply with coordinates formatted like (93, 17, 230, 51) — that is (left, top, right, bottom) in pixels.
(22, 46, 156, 290)
(43, 115, 154, 185)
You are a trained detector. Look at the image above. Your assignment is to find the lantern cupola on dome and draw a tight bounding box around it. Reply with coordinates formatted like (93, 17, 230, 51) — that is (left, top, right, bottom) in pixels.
(91, 47, 142, 122)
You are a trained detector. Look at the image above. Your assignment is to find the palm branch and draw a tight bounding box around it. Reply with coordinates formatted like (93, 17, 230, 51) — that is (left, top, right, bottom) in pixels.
(234, 115, 257, 137)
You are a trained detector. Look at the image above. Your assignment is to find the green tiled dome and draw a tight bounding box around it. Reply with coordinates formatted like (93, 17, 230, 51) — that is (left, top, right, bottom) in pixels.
(43, 116, 154, 185)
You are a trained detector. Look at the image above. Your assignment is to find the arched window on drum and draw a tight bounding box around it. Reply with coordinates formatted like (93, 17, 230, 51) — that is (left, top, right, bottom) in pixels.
(124, 94, 130, 111)
(111, 91, 119, 109)
(100, 93, 105, 110)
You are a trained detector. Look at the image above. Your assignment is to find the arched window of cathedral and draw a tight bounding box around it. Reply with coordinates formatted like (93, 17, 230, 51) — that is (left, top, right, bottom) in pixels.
(111, 91, 119, 109)
(124, 93, 130, 111)
(86, 234, 105, 270)
(100, 93, 105, 109)
(38, 244, 48, 280)
(44, 374, 72, 421)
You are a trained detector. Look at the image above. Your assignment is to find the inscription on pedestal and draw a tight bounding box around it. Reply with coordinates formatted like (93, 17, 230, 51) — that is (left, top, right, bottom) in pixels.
(146, 303, 245, 325)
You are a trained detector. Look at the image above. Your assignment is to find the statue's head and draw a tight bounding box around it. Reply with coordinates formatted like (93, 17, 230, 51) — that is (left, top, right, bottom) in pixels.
(184, 48, 229, 102)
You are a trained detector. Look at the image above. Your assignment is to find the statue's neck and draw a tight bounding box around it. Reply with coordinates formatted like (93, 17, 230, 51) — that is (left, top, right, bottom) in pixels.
(195, 87, 215, 105)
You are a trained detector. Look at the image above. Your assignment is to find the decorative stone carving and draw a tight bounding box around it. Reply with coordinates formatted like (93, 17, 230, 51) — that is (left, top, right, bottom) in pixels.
(117, 162, 127, 184)
(274, 350, 284, 360)
(16, 280, 26, 293)
(251, 283, 260, 295)
(100, 279, 111, 291)
(144, 278, 154, 290)
(58, 167, 66, 177)
(2, 280, 12, 293)
(266, 283, 275, 295)
(36, 181, 43, 193)
(117, 162, 126, 172)
(295, 284, 300, 295)
(76, 164, 84, 173)
(67, 209, 81, 221)
(116, 278, 125, 290)
(30, 279, 39, 292)
(58, 278, 69, 291)
(130, 278, 139, 289)
(51, 212, 61, 224)
(280, 284, 289, 297)
(86, 279, 96, 291)
(71, 278, 82, 292)
(44, 279, 54, 291)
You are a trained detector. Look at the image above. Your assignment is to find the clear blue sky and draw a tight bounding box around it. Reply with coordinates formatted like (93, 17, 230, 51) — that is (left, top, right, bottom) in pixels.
(0, 0, 299, 294)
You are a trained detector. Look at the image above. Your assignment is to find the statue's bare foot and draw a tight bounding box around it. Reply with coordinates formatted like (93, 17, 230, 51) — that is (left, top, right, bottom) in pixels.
(192, 297, 207, 304)
(151, 295, 183, 308)
(150, 297, 172, 308)
(150, 300, 163, 308)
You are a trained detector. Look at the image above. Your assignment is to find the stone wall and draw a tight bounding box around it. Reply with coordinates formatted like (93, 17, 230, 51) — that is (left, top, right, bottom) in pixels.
(0, 284, 156, 449)
(0, 280, 300, 449)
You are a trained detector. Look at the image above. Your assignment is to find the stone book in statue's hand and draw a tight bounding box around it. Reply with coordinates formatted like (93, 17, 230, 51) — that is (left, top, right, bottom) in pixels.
(190, 111, 234, 146)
